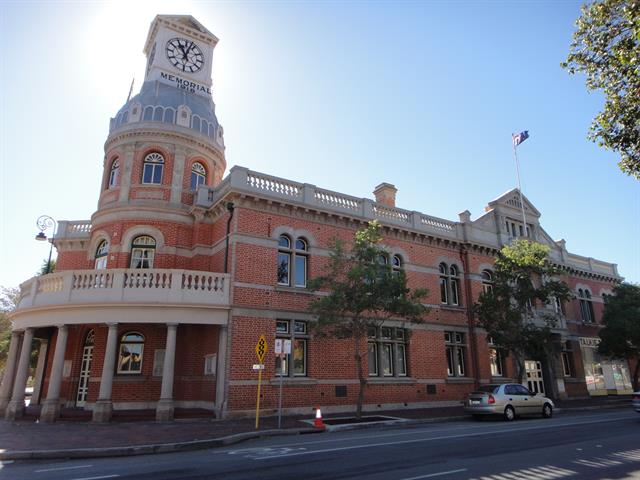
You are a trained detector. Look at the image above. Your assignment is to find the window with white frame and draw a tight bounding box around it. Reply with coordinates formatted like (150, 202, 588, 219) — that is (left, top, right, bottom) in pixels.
(130, 235, 156, 269)
(190, 162, 206, 190)
(108, 159, 120, 189)
(204, 354, 217, 376)
(118, 332, 144, 374)
(275, 320, 308, 376)
(95, 240, 109, 269)
(439, 263, 461, 306)
(277, 235, 308, 287)
(578, 288, 595, 323)
(142, 152, 164, 184)
(481, 270, 493, 294)
(445, 331, 466, 377)
(368, 326, 408, 377)
(487, 336, 504, 377)
(561, 341, 573, 377)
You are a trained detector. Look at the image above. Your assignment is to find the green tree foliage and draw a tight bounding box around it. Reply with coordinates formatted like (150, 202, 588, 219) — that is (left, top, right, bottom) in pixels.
(475, 239, 571, 382)
(308, 221, 428, 417)
(562, 0, 640, 179)
(39, 258, 56, 275)
(598, 283, 640, 389)
(0, 287, 19, 379)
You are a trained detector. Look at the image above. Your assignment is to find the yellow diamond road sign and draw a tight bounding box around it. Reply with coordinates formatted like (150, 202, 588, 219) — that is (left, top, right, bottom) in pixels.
(255, 335, 268, 362)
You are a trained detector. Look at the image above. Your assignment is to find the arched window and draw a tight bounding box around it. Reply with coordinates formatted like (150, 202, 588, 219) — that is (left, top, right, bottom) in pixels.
(130, 235, 156, 269)
(163, 108, 175, 124)
(108, 159, 120, 189)
(277, 235, 308, 287)
(142, 152, 164, 184)
(117, 332, 144, 374)
(439, 262, 461, 306)
(578, 288, 595, 323)
(153, 106, 164, 122)
(392, 255, 402, 277)
(95, 240, 109, 269)
(143, 106, 153, 121)
(481, 270, 493, 294)
(190, 162, 206, 190)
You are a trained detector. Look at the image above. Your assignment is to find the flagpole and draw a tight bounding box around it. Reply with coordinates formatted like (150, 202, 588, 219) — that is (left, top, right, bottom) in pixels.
(512, 139, 528, 237)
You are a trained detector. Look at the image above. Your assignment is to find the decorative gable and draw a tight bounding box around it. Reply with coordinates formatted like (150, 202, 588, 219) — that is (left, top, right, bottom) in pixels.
(485, 188, 541, 218)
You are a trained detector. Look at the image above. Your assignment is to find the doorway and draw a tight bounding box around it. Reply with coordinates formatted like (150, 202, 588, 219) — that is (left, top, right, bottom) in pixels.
(76, 329, 94, 407)
(525, 360, 545, 394)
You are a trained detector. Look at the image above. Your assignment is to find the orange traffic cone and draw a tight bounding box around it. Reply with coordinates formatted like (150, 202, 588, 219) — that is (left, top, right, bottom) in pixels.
(314, 406, 326, 429)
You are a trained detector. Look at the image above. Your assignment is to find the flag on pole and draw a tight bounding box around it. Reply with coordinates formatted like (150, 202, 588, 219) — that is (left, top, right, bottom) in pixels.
(512, 130, 529, 148)
(126, 78, 135, 102)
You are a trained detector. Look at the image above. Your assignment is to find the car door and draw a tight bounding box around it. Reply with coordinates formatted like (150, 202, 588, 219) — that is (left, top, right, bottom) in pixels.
(514, 384, 536, 413)
(503, 384, 524, 413)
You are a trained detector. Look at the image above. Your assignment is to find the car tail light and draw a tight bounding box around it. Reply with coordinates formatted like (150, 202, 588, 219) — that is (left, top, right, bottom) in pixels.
(488, 394, 495, 404)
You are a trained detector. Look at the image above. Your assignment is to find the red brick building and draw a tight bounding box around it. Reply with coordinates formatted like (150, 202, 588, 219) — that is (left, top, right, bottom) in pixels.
(0, 15, 631, 423)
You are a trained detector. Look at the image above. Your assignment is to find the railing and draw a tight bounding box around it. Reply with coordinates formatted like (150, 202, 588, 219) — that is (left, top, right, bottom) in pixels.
(16, 269, 230, 311)
(56, 220, 92, 239)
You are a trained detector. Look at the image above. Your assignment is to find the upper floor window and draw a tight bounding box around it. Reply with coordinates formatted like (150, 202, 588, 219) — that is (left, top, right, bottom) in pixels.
(391, 255, 402, 276)
(118, 332, 144, 374)
(481, 270, 493, 294)
(578, 288, 595, 323)
(130, 235, 156, 269)
(368, 326, 408, 377)
(190, 162, 206, 190)
(277, 234, 308, 287)
(95, 240, 109, 270)
(142, 152, 164, 184)
(108, 159, 120, 189)
(439, 263, 461, 306)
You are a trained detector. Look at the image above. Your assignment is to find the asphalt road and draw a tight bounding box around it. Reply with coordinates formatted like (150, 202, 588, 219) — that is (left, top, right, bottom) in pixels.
(2, 409, 639, 480)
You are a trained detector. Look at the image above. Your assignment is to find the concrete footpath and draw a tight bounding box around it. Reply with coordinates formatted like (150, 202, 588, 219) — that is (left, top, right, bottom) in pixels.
(0, 396, 631, 461)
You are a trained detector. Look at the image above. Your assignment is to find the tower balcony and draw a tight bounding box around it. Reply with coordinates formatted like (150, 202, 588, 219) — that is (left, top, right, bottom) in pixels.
(11, 269, 230, 330)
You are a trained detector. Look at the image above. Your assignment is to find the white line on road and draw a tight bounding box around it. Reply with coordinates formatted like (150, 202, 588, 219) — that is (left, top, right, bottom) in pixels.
(71, 475, 119, 480)
(400, 469, 468, 480)
(35, 464, 93, 473)
(248, 415, 635, 460)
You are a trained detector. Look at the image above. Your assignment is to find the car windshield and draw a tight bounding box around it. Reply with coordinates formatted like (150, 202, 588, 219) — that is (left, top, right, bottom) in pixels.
(473, 385, 499, 394)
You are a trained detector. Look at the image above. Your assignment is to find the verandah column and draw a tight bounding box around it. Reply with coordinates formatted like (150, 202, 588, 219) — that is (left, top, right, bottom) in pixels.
(0, 331, 22, 414)
(5, 328, 34, 420)
(156, 323, 178, 422)
(40, 325, 68, 422)
(214, 324, 228, 418)
(92, 323, 118, 422)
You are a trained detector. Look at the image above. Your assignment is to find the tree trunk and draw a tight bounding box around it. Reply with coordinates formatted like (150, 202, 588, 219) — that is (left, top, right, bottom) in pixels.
(354, 334, 366, 419)
(515, 352, 526, 384)
(633, 359, 639, 392)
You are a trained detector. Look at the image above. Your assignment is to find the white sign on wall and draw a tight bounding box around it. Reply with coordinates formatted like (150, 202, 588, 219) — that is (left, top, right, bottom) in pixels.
(274, 339, 292, 355)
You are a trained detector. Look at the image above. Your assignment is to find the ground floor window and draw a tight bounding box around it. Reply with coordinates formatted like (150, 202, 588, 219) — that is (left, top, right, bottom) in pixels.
(561, 341, 573, 377)
(368, 326, 407, 377)
(445, 331, 466, 377)
(118, 332, 144, 374)
(275, 319, 308, 376)
(488, 337, 504, 377)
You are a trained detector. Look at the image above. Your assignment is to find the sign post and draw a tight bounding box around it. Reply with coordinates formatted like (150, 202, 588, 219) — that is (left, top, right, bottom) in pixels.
(275, 339, 291, 429)
(254, 335, 267, 429)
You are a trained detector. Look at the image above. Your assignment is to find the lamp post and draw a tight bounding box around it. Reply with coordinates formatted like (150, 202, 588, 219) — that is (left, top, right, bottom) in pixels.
(35, 215, 57, 274)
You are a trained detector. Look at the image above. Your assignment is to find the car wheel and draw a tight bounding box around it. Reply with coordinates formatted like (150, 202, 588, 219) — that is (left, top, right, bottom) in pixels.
(542, 403, 553, 418)
(504, 405, 515, 421)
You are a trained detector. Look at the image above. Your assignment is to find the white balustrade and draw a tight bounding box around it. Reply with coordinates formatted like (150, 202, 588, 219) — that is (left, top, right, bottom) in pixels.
(314, 189, 361, 212)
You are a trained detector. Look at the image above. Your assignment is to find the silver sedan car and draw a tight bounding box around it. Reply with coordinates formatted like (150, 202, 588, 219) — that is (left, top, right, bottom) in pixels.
(464, 383, 554, 421)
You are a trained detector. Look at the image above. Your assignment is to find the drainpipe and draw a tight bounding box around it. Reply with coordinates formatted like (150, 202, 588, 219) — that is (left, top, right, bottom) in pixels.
(224, 202, 235, 274)
(459, 244, 480, 388)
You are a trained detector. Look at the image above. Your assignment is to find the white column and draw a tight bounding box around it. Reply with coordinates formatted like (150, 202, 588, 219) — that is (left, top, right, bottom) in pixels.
(214, 325, 228, 417)
(0, 331, 22, 413)
(92, 323, 118, 422)
(30, 339, 49, 406)
(5, 328, 34, 420)
(156, 323, 178, 422)
(40, 325, 68, 422)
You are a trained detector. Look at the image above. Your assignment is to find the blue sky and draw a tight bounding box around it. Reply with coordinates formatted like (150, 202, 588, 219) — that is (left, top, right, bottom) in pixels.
(0, 0, 638, 288)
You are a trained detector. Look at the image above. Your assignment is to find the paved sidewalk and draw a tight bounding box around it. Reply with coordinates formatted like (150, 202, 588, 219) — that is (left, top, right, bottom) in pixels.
(0, 396, 631, 460)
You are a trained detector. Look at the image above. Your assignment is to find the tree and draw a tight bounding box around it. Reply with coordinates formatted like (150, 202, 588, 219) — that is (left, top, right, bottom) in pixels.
(0, 287, 19, 382)
(475, 239, 571, 383)
(308, 221, 428, 418)
(598, 283, 640, 390)
(562, 0, 640, 180)
(39, 258, 56, 275)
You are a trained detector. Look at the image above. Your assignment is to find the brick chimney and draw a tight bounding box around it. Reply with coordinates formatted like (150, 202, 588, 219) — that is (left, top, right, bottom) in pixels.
(373, 183, 397, 207)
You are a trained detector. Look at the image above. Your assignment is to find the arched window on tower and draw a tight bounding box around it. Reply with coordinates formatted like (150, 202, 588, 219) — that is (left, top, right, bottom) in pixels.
(142, 152, 164, 184)
(392, 255, 402, 277)
(481, 270, 493, 294)
(108, 159, 120, 189)
(130, 235, 156, 269)
(95, 240, 109, 269)
(190, 162, 206, 190)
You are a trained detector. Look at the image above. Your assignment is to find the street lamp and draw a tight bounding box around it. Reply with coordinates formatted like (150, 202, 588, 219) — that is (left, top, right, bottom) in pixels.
(35, 215, 57, 274)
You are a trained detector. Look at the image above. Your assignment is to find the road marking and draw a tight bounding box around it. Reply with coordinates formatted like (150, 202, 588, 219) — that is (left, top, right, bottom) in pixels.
(244, 415, 635, 460)
(71, 476, 119, 480)
(400, 469, 467, 480)
(35, 464, 93, 473)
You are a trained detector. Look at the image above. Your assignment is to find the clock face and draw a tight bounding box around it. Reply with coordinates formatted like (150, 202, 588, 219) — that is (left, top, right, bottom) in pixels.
(166, 37, 204, 73)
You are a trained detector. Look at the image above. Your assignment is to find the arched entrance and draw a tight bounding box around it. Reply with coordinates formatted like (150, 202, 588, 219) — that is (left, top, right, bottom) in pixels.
(76, 329, 94, 407)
